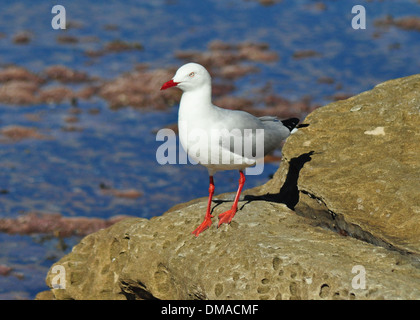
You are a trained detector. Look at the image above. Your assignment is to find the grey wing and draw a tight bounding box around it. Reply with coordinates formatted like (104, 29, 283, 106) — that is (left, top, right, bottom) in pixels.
(215, 109, 289, 158)
(258, 116, 279, 122)
(259, 116, 291, 154)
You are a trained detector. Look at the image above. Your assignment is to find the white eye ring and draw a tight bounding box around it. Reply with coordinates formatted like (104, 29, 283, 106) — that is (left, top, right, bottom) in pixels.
(189, 72, 195, 78)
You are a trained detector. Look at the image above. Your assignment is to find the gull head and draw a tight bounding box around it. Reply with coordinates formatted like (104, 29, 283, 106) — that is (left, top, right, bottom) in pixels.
(160, 63, 211, 92)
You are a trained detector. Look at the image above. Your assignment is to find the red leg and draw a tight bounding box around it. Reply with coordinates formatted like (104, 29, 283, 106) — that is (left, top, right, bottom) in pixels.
(192, 176, 215, 237)
(218, 171, 245, 227)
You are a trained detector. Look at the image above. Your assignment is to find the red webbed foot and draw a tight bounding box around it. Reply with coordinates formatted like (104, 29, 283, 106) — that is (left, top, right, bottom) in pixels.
(217, 208, 237, 227)
(192, 216, 213, 237)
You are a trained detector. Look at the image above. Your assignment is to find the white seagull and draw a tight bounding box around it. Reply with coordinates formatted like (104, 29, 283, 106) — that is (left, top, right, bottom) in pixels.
(161, 62, 299, 237)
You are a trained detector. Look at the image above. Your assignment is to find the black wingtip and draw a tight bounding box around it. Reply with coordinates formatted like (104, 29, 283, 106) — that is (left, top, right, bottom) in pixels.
(281, 118, 300, 131)
(296, 123, 309, 128)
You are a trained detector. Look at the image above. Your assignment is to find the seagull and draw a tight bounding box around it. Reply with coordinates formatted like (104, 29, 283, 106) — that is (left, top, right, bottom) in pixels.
(161, 62, 299, 237)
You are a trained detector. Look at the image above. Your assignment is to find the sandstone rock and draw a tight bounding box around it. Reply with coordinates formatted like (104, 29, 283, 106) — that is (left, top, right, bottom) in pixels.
(40, 200, 420, 300)
(255, 73, 420, 256)
(38, 74, 420, 300)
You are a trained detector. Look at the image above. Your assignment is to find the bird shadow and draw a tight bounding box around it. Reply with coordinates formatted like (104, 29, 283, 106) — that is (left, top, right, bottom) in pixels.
(243, 151, 315, 210)
(211, 150, 315, 213)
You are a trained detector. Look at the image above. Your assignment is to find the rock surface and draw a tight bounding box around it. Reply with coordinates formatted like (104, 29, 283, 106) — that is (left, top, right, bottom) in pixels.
(255, 73, 420, 256)
(37, 74, 420, 300)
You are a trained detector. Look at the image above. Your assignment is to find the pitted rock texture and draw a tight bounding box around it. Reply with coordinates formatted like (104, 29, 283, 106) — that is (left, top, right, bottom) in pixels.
(38, 200, 420, 300)
(255, 73, 420, 256)
(37, 74, 420, 300)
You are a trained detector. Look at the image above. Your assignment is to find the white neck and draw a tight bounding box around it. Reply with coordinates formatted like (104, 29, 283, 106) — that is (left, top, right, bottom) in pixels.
(179, 85, 212, 113)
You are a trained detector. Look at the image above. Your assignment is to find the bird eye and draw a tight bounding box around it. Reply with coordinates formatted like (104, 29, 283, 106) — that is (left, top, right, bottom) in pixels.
(189, 72, 195, 78)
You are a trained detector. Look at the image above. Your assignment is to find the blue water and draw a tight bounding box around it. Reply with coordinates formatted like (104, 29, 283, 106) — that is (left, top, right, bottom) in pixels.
(0, 0, 419, 299)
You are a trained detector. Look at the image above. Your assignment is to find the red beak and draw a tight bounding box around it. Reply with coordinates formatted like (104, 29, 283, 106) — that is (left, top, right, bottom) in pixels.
(160, 79, 179, 90)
